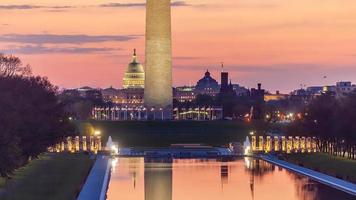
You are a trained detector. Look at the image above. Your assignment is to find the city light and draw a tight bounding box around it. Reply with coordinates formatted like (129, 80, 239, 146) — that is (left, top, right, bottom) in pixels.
(94, 130, 101, 136)
(111, 158, 118, 172)
(244, 146, 251, 155)
(111, 145, 119, 156)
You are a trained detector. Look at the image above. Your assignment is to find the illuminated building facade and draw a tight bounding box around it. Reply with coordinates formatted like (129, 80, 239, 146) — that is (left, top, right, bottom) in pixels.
(101, 87, 122, 103)
(173, 107, 223, 120)
(101, 51, 145, 105)
(173, 86, 196, 103)
(123, 49, 145, 89)
(264, 91, 289, 102)
(335, 81, 356, 97)
(121, 88, 144, 105)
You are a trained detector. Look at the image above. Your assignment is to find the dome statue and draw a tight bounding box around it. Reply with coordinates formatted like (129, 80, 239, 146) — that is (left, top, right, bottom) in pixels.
(123, 49, 145, 89)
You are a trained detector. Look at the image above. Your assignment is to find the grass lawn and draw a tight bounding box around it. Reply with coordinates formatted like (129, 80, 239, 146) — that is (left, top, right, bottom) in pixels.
(0, 153, 94, 200)
(282, 153, 356, 183)
(76, 120, 280, 147)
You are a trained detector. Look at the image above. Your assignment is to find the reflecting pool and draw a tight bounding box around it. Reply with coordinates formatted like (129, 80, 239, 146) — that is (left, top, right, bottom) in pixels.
(107, 157, 355, 200)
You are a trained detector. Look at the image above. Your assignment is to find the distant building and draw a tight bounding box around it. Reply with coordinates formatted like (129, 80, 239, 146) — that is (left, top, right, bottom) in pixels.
(219, 70, 234, 95)
(63, 86, 102, 101)
(319, 81, 356, 98)
(306, 86, 324, 96)
(323, 85, 336, 93)
(101, 87, 121, 103)
(173, 86, 195, 103)
(121, 49, 145, 105)
(251, 83, 265, 101)
(121, 88, 144, 105)
(264, 91, 288, 102)
(250, 83, 265, 119)
(122, 49, 145, 89)
(220, 71, 229, 93)
(335, 81, 356, 97)
(232, 84, 249, 96)
(195, 70, 220, 96)
(289, 88, 313, 105)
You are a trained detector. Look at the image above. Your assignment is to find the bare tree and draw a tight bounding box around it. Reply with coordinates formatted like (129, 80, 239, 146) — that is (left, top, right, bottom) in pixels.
(0, 53, 32, 77)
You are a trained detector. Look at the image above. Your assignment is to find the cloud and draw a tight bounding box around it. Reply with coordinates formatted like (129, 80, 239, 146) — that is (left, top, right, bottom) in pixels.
(0, 1, 199, 11)
(0, 34, 141, 44)
(174, 64, 325, 73)
(3, 45, 120, 55)
(0, 5, 74, 10)
(0, 5, 42, 9)
(99, 1, 193, 8)
(99, 3, 145, 8)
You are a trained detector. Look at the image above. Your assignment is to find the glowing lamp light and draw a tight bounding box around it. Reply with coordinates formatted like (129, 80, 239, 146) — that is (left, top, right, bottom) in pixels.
(244, 146, 251, 155)
(111, 145, 119, 156)
(111, 158, 118, 172)
(94, 130, 101, 136)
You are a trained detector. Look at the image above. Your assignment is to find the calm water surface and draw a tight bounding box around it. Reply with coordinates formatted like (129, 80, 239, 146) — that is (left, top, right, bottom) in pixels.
(107, 157, 355, 200)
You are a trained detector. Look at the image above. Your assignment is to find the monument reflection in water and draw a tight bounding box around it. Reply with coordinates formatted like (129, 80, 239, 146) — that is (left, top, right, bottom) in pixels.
(107, 158, 355, 200)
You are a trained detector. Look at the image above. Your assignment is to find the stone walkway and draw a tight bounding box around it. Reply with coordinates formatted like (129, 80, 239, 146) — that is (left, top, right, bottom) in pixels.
(261, 155, 356, 196)
(77, 156, 110, 200)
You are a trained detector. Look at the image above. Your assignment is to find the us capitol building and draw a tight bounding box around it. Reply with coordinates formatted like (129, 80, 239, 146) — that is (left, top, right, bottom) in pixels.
(122, 49, 144, 90)
(92, 50, 236, 121)
(100, 50, 145, 106)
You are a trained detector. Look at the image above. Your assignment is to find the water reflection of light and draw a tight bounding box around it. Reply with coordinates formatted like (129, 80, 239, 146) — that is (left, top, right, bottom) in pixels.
(244, 157, 252, 169)
(111, 145, 119, 156)
(111, 158, 118, 172)
(244, 146, 251, 155)
(106, 158, 356, 200)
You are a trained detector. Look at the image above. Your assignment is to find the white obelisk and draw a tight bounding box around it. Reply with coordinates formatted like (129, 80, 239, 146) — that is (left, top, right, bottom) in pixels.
(144, 0, 173, 120)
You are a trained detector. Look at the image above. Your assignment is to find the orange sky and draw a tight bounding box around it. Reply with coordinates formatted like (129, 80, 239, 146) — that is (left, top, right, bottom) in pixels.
(1, 0, 356, 92)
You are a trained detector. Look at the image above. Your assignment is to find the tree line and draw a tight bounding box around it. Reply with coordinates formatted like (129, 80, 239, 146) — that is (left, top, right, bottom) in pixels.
(288, 92, 356, 159)
(0, 54, 75, 177)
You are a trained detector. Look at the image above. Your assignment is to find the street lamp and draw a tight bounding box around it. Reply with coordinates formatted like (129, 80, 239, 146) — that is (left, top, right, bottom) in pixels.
(159, 108, 163, 120)
(151, 108, 155, 120)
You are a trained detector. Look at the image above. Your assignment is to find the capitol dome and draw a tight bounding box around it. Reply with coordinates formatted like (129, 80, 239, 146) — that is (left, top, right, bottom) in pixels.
(123, 49, 145, 89)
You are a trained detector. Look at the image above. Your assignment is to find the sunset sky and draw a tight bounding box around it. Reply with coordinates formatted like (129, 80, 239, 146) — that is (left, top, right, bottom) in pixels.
(1, 0, 356, 92)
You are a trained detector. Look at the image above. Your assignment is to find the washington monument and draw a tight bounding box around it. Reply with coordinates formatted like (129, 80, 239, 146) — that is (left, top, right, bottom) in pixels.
(144, 0, 173, 119)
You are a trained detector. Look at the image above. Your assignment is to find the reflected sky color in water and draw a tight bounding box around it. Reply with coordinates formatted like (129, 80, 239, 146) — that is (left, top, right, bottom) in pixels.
(107, 158, 354, 200)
